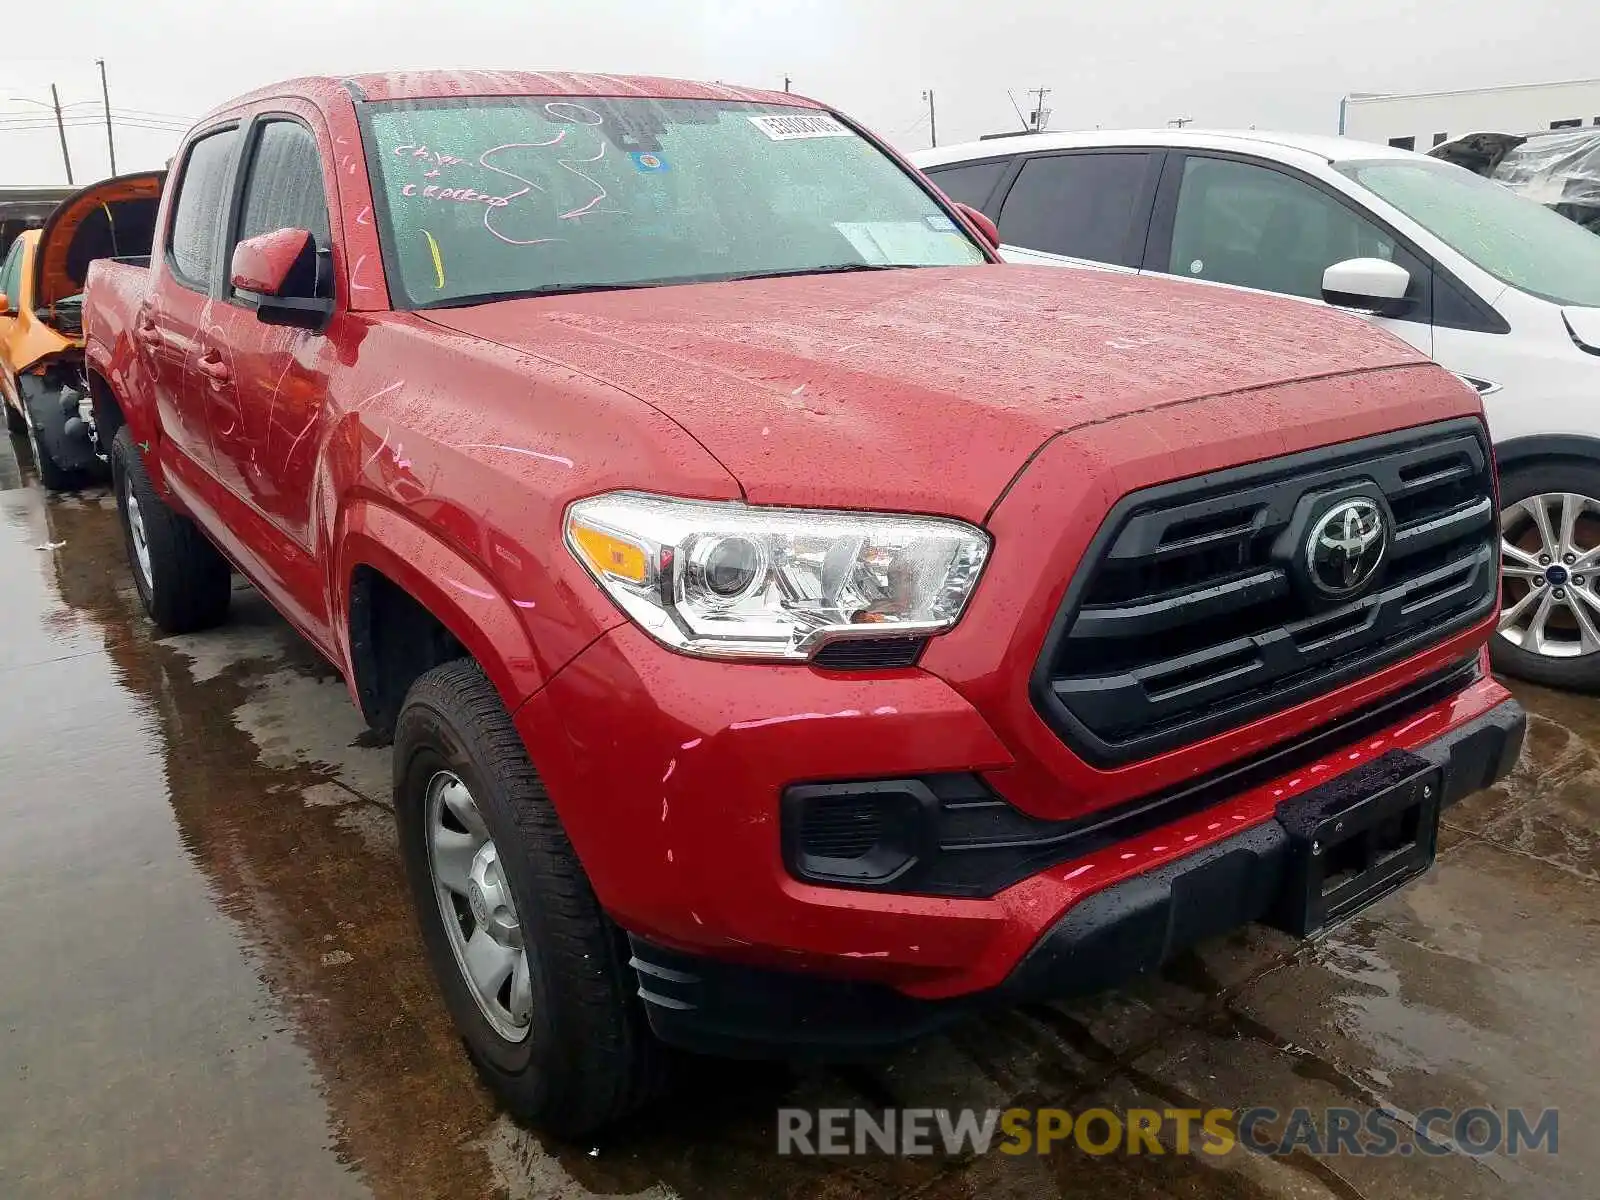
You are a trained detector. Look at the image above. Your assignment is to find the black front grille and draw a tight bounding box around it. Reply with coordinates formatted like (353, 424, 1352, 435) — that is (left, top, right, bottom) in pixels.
(1032, 419, 1497, 767)
(798, 795, 886, 859)
(812, 637, 927, 670)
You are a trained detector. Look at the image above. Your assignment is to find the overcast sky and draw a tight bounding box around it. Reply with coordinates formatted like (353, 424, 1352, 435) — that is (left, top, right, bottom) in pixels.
(4, 0, 1598, 186)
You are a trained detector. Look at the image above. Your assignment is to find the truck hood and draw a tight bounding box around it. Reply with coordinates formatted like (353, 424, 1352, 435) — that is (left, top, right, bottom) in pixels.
(422, 266, 1426, 522)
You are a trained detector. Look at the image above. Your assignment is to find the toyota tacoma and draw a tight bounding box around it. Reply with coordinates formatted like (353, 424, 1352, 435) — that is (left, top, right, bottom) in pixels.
(74, 71, 1524, 1136)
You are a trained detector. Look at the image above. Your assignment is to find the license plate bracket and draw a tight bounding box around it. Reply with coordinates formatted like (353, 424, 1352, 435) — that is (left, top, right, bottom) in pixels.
(1268, 749, 1442, 939)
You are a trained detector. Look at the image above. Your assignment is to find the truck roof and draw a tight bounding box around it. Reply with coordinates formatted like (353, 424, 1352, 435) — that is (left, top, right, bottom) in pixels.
(201, 71, 819, 122)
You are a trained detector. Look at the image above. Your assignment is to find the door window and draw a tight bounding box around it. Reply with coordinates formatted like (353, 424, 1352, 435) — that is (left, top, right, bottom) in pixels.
(996, 152, 1154, 266)
(926, 160, 1010, 210)
(236, 122, 331, 250)
(1167, 156, 1399, 301)
(167, 129, 240, 291)
(232, 120, 332, 299)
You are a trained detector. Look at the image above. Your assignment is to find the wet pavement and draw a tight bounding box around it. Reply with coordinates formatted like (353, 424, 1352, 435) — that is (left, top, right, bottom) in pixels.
(0, 431, 1594, 1200)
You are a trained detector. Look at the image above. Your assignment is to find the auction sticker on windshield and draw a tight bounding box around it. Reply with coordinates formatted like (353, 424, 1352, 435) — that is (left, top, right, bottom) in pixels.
(748, 113, 852, 140)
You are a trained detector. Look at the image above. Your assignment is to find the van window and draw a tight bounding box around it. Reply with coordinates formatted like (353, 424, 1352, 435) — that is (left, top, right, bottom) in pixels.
(925, 160, 1009, 210)
(167, 130, 240, 291)
(1167, 156, 1398, 300)
(996, 153, 1153, 266)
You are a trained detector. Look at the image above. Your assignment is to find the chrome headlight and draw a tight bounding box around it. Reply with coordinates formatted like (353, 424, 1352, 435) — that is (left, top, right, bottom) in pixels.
(565, 492, 991, 661)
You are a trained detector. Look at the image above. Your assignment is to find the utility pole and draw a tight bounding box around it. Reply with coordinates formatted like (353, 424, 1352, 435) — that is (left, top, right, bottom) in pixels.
(97, 59, 117, 175)
(50, 84, 74, 185)
(784, 75, 791, 93)
(1168, 116, 1194, 128)
(923, 89, 937, 147)
(1027, 87, 1052, 133)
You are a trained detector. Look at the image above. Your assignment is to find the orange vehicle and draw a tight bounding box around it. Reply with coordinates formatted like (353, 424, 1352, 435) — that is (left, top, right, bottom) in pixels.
(0, 172, 163, 488)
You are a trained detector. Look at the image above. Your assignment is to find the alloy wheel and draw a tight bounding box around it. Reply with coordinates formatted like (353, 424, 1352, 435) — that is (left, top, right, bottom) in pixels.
(1499, 492, 1600, 658)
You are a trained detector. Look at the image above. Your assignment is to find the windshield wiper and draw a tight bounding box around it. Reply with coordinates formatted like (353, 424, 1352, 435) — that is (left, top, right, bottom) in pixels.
(416, 281, 666, 310)
(715, 263, 916, 283)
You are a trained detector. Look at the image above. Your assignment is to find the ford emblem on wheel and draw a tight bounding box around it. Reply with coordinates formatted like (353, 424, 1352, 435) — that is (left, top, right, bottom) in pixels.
(1307, 498, 1387, 596)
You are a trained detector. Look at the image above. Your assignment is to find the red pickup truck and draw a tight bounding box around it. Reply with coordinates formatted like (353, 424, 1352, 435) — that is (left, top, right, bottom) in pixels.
(78, 71, 1523, 1135)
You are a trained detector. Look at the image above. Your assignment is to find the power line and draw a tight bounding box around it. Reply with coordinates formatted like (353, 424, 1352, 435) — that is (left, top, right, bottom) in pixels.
(0, 116, 190, 130)
(888, 110, 929, 138)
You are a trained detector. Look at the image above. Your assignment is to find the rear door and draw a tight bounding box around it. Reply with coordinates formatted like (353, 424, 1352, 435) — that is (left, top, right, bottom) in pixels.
(990, 150, 1163, 271)
(147, 125, 244, 477)
(1142, 151, 1434, 358)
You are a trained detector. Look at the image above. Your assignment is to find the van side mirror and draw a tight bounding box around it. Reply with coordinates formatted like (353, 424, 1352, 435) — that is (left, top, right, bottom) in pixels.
(1322, 257, 1412, 315)
(955, 202, 1001, 251)
(230, 227, 333, 331)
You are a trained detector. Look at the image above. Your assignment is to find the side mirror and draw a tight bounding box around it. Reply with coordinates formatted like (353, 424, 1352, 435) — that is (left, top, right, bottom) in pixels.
(955, 202, 1001, 251)
(1322, 257, 1412, 315)
(0, 292, 10, 316)
(230, 227, 333, 331)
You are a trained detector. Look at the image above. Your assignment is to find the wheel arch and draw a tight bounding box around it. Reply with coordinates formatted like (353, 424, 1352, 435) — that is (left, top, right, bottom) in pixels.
(1495, 434, 1600, 472)
(338, 500, 545, 738)
(86, 367, 126, 449)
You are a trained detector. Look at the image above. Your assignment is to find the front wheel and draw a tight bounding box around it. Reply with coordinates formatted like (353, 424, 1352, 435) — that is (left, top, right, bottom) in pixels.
(1492, 461, 1600, 691)
(394, 660, 665, 1137)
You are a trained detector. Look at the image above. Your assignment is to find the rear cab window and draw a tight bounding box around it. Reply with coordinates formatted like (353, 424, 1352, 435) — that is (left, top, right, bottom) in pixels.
(166, 129, 242, 292)
(359, 98, 986, 309)
(996, 152, 1157, 266)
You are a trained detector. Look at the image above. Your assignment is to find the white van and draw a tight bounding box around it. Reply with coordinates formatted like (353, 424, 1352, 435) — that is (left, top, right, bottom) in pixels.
(914, 130, 1600, 689)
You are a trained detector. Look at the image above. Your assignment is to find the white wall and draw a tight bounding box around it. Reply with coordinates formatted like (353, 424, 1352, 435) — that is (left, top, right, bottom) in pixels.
(1343, 79, 1600, 150)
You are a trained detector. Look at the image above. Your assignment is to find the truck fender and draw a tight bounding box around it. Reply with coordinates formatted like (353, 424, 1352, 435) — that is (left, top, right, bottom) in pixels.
(335, 499, 545, 716)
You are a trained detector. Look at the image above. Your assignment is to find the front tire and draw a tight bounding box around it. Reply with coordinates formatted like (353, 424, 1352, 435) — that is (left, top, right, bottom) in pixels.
(110, 426, 232, 633)
(1492, 460, 1600, 691)
(394, 660, 663, 1137)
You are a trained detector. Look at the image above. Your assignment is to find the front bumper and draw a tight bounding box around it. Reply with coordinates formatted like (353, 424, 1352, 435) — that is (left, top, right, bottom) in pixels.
(626, 696, 1524, 1058)
(518, 619, 1517, 1000)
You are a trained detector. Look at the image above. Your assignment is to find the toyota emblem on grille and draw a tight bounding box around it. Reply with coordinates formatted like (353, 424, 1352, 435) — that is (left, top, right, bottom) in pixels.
(1306, 498, 1387, 596)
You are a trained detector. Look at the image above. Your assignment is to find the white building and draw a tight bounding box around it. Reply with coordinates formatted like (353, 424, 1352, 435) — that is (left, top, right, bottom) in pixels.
(1341, 78, 1600, 150)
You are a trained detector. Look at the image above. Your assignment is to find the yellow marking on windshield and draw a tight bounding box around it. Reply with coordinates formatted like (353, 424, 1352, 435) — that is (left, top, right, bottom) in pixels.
(422, 229, 446, 289)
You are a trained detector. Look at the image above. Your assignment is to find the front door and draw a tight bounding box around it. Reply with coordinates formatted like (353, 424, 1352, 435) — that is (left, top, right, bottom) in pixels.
(1144, 153, 1434, 359)
(207, 114, 338, 642)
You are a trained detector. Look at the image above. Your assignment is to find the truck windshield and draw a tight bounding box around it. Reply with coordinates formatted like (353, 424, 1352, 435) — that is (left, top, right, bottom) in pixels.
(363, 97, 986, 308)
(1339, 158, 1600, 308)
